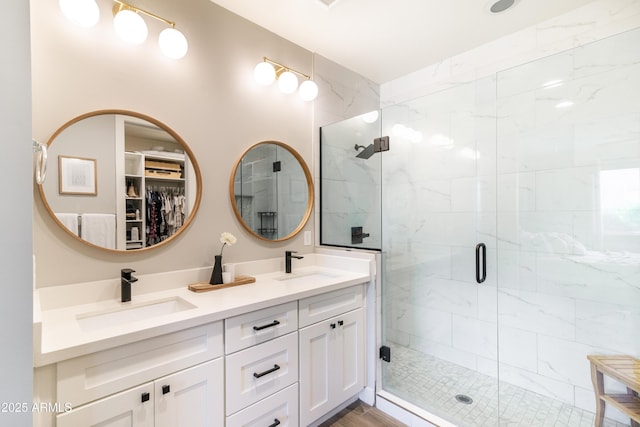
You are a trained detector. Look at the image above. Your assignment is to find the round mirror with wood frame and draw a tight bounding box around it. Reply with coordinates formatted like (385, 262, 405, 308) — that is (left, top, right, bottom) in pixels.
(230, 141, 313, 242)
(38, 110, 202, 253)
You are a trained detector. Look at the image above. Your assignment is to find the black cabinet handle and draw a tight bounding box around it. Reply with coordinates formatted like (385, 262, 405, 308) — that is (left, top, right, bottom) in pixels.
(253, 364, 280, 378)
(162, 385, 170, 395)
(268, 419, 281, 427)
(475, 243, 486, 284)
(338, 320, 344, 326)
(330, 323, 336, 329)
(253, 320, 280, 331)
(141, 392, 150, 403)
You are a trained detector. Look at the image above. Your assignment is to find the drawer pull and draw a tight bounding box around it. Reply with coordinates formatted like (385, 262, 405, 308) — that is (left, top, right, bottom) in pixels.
(141, 392, 150, 403)
(268, 419, 281, 427)
(338, 320, 344, 326)
(162, 385, 170, 395)
(253, 320, 280, 331)
(330, 323, 336, 329)
(253, 364, 281, 379)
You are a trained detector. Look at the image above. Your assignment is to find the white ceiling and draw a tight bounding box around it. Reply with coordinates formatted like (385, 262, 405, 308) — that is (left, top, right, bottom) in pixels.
(209, 0, 597, 84)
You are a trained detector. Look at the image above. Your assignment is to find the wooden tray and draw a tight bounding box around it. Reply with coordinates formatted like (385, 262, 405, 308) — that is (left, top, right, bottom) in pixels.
(188, 275, 256, 293)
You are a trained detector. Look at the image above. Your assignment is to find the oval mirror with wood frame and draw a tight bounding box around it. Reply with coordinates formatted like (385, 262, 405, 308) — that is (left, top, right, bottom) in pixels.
(38, 110, 202, 253)
(230, 141, 313, 242)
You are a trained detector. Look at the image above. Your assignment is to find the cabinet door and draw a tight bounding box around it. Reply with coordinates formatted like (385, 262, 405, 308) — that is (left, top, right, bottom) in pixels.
(299, 308, 365, 426)
(334, 308, 364, 404)
(56, 382, 154, 427)
(299, 317, 333, 427)
(154, 358, 224, 427)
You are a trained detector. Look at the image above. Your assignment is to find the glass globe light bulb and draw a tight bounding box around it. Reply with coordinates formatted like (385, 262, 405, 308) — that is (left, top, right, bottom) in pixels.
(159, 28, 188, 59)
(277, 71, 298, 94)
(254, 62, 276, 86)
(59, 0, 100, 28)
(298, 80, 318, 101)
(114, 9, 148, 44)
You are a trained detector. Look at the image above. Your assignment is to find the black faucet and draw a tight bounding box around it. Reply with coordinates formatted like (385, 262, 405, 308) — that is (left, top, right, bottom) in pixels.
(285, 251, 304, 274)
(121, 268, 138, 302)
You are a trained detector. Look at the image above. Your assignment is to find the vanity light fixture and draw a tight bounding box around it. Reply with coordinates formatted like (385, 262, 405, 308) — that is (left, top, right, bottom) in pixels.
(59, 0, 188, 59)
(59, 0, 100, 27)
(254, 57, 319, 101)
(113, 2, 148, 44)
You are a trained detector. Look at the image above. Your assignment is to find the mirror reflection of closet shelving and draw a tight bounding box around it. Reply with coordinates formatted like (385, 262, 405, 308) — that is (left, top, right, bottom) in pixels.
(118, 117, 190, 250)
(124, 152, 145, 250)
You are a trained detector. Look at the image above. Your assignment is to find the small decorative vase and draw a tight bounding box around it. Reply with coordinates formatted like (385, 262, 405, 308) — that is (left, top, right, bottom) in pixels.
(209, 255, 223, 285)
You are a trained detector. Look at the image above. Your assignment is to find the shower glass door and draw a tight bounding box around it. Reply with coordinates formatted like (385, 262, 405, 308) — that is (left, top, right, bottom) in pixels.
(494, 28, 640, 426)
(380, 77, 499, 426)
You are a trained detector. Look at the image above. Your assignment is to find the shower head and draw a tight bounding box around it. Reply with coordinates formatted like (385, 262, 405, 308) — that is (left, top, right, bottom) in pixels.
(354, 143, 375, 159)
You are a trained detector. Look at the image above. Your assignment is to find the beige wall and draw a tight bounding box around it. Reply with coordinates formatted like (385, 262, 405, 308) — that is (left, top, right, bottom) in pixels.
(44, 114, 117, 215)
(31, 0, 316, 287)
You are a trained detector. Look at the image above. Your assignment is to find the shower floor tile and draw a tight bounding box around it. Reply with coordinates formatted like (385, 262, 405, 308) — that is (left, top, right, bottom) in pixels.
(382, 345, 630, 427)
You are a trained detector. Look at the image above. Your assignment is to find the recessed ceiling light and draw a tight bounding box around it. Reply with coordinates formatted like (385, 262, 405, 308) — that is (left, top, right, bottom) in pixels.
(317, 0, 339, 7)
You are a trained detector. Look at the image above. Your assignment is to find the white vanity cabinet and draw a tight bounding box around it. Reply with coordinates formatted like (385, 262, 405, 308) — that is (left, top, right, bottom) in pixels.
(54, 322, 224, 427)
(36, 272, 371, 427)
(298, 285, 365, 426)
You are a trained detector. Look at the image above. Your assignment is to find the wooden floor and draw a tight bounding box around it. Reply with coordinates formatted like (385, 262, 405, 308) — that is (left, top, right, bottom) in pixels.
(318, 400, 408, 427)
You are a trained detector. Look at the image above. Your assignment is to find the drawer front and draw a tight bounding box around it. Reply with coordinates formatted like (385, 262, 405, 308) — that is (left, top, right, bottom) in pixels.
(226, 332, 298, 415)
(58, 321, 223, 407)
(298, 285, 363, 328)
(226, 383, 298, 427)
(225, 301, 298, 354)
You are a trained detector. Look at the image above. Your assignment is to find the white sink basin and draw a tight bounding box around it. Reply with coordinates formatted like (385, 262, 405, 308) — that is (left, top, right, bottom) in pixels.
(273, 271, 338, 285)
(77, 297, 196, 332)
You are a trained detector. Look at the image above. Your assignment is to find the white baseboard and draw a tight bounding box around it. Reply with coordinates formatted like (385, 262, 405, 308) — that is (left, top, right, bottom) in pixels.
(359, 386, 375, 406)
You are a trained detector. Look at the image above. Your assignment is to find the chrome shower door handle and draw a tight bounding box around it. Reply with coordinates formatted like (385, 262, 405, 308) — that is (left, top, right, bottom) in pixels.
(475, 243, 486, 284)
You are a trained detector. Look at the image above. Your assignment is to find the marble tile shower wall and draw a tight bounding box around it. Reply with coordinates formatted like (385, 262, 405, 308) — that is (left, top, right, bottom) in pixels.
(381, 0, 640, 107)
(383, 27, 640, 425)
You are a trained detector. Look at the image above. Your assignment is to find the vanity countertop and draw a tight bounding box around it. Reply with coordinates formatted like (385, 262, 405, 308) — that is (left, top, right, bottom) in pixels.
(33, 253, 373, 366)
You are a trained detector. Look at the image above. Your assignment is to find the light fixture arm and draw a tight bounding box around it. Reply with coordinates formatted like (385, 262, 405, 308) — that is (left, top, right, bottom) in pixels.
(263, 57, 312, 80)
(113, 0, 176, 28)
